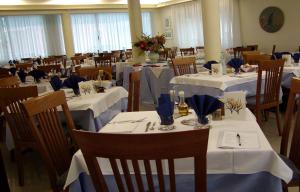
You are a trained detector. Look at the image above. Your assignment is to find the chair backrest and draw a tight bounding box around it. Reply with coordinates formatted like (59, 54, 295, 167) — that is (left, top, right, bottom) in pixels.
(71, 56, 86, 65)
(0, 76, 19, 88)
(77, 67, 112, 81)
(37, 64, 61, 73)
(246, 45, 258, 51)
(281, 78, 300, 159)
(180, 47, 195, 56)
(125, 51, 132, 59)
(43, 58, 57, 65)
(128, 71, 140, 112)
(0, 86, 38, 148)
(243, 54, 271, 65)
(74, 53, 82, 56)
(94, 56, 112, 68)
(111, 50, 121, 63)
(233, 47, 251, 58)
(21, 90, 76, 183)
(196, 46, 204, 51)
(172, 57, 197, 76)
(72, 128, 209, 192)
(256, 60, 284, 108)
(15, 63, 32, 71)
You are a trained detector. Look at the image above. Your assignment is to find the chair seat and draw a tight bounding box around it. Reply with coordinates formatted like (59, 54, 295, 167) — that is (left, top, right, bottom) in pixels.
(246, 95, 264, 106)
(279, 154, 300, 181)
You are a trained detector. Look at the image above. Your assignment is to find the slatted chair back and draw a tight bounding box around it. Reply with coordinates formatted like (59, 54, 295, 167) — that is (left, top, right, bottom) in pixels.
(125, 51, 132, 59)
(43, 58, 57, 65)
(281, 78, 300, 160)
(256, 60, 284, 108)
(243, 54, 272, 65)
(94, 56, 112, 68)
(21, 58, 33, 62)
(196, 46, 204, 51)
(0, 76, 19, 88)
(72, 128, 209, 192)
(0, 86, 38, 148)
(172, 57, 197, 76)
(21, 90, 76, 191)
(111, 50, 121, 63)
(74, 53, 82, 56)
(71, 56, 86, 65)
(246, 45, 258, 51)
(15, 63, 32, 71)
(233, 47, 251, 58)
(37, 64, 61, 74)
(78, 67, 112, 81)
(128, 71, 140, 112)
(180, 47, 195, 56)
(158, 50, 168, 61)
(0, 68, 10, 79)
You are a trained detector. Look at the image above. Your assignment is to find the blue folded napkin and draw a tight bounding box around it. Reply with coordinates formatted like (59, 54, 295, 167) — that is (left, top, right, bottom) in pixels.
(227, 58, 243, 72)
(187, 95, 223, 124)
(28, 69, 46, 82)
(292, 53, 300, 63)
(50, 76, 63, 91)
(62, 75, 86, 94)
(156, 94, 174, 125)
(17, 69, 27, 83)
(273, 52, 291, 59)
(9, 67, 17, 76)
(203, 60, 218, 70)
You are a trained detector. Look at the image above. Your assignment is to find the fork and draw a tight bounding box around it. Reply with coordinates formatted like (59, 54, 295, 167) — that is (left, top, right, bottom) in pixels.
(109, 117, 146, 124)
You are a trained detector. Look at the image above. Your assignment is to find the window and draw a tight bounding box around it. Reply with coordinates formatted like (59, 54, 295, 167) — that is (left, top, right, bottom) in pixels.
(0, 14, 65, 64)
(71, 12, 152, 53)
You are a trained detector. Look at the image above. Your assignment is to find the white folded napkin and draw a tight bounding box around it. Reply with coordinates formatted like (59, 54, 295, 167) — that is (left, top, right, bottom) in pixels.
(218, 131, 260, 149)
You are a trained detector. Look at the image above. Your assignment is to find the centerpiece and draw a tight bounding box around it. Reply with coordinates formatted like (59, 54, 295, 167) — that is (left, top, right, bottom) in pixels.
(134, 34, 166, 63)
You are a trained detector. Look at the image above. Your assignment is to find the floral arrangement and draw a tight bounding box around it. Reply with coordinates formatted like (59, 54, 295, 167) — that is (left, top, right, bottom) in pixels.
(134, 34, 166, 53)
(225, 98, 243, 114)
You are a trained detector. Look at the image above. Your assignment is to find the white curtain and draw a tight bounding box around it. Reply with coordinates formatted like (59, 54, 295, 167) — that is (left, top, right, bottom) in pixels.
(0, 14, 65, 65)
(71, 12, 153, 53)
(71, 14, 100, 53)
(219, 0, 242, 49)
(170, 1, 204, 48)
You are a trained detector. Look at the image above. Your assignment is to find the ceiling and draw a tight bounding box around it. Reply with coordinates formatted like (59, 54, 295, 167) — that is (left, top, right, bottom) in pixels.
(0, 0, 176, 5)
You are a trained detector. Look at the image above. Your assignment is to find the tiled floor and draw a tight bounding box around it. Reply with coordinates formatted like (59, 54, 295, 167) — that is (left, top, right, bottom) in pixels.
(1, 104, 298, 191)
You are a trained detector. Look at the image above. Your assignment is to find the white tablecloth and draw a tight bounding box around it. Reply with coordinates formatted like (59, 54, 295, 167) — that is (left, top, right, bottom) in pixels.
(64, 109, 292, 189)
(170, 72, 261, 91)
(66, 87, 128, 118)
(20, 76, 53, 94)
(283, 65, 300, 77)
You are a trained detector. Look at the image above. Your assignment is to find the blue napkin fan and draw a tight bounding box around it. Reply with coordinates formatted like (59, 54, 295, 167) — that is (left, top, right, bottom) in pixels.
(17, 69, 27, 83)
(187, 95, 223, 124)
(50, 76, 63, 91)
(203, 60, 218, 70)
(227, 58, 243, 72)
(292, 53, 300, 63)
(156, 94, 174, 125)
(273, 52, 291, 59)
(62, 75, 86, 95)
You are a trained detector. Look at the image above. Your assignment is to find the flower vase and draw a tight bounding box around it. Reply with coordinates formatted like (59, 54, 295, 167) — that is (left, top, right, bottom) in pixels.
(149, 52, 159, 64)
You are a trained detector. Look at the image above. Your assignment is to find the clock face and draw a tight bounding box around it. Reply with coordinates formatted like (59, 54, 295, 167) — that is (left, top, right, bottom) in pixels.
(259, 7, 284, 33)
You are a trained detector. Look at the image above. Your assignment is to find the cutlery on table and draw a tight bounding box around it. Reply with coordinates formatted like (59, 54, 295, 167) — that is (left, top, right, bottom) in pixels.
(109, 117, 146, 124)
(145, 122, 151, 132)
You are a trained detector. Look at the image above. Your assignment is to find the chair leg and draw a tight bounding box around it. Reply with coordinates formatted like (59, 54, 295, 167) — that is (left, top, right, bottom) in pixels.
(275, 107, 282, 136)
(15, 150, 24, 186)
(256, 110, 263, 127)
(264, 110, 269, 121)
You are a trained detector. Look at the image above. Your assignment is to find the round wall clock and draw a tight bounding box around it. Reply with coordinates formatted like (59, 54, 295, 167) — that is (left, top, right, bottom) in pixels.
(259, 7, 284, 33)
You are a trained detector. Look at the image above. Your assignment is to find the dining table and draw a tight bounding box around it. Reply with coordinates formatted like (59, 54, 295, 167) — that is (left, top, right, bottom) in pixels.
(64, 109, 291, 192)
(282, 64, 300, 88)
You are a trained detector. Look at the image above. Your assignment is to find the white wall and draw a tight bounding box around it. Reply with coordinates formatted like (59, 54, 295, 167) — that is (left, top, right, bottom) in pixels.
(239, 0, 300, 53)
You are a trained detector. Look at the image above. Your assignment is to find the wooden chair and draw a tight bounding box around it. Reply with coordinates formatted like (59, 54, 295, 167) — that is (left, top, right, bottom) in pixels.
(37, 64, 61, 73)
(74, 53, 82, 56)
(0, 86, 38, 186)
(0, 147, 10, 192)
(21, 58, 33, 62)
(71, 56, 86, 65)
(172, 57, 197, 76)
(128, 71, 140, 112)
(0, 76, 19, 88)
(280, 77, 300, 192)
(0, 68, 10, 79)
(21, 90, 77, 192)
(111, 50, 121, 63)
(196, 46, 204, 51)
(233, 47, 251, 58)
(94, 56, 112, 68)
(78, 67, 112, 81)
(43, 58, 57, 65)
(247, 60, 284, 135)
(243, 54, 272, 65)
(72, 128, 209, 192)
(125, 51, 132, 59)
(246, 45, 258, 51)
(180, 47, 195, 56)
(15, 63, 32, 71)
(272, 45, 276, 55)
(158, 50, 168, 61)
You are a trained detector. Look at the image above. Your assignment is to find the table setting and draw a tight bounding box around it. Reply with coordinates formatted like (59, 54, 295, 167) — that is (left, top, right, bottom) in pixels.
(64, 92, 292, 192)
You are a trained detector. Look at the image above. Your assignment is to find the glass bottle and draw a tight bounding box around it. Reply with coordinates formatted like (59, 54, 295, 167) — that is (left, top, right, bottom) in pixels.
(177, 91, 189, 116)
